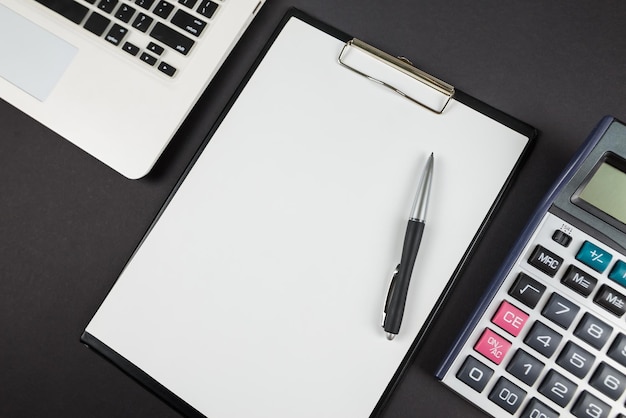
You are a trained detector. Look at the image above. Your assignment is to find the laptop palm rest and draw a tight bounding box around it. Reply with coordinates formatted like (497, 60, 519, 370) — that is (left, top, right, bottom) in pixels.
(0, 4, 77, 101)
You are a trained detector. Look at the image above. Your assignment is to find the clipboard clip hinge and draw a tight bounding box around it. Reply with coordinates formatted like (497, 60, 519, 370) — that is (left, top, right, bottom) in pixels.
(338, 39, 455, 114)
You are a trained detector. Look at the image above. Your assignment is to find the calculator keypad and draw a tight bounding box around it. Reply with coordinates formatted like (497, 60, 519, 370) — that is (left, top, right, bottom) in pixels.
(441, 212, 626, 417)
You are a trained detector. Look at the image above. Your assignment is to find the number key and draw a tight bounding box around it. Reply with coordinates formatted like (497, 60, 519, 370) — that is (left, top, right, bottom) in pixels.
(556, 341, 595, 378)
(574, 313, 612, 349)
(456, 356, 493, 393)
(488, 377, 526, 414)
(570, 391, 610, 418)
(538, 369, 577, 407)
(542, 293, 580, 329)
(506, 349, 544, 385)
(520, 398, 558, 418)
(524, 321, 563, 358)
(607, 333, 626, 367)
(589, 362, 626, 400)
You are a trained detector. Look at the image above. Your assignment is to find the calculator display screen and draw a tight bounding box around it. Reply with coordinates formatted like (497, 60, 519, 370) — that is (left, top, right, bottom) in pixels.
(575, 153, 626, 226)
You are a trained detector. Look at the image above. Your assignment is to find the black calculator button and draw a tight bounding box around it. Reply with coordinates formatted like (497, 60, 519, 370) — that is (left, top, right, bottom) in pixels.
(607, 333, 626, 367)
(506, 349, 544, 385)
(589, 362, 626, 400)
(561, 265, 598, 297)
(456, 356, 493, 393)
(509, 273, 546, 309)
(552, 230, 572, 247)
(520, 398, 558, 418)
(528, 245, 564, 277)
(570, 390, 610, 418)
(541, 292, 580, 329)
(574, 313, 613, 349)
(487, 377, 526, 414)
(556, 341, 595, 378)
(538, 369, 577, 407)
(593, 284, 626, 317)
(524, 321, 563, 358)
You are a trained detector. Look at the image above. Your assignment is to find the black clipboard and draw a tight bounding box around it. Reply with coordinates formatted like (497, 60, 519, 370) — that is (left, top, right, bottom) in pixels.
(82, 9, 537, 418)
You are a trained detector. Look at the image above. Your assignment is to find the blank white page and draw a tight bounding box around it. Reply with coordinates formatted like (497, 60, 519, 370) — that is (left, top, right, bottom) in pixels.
(85, 15, 529, 418)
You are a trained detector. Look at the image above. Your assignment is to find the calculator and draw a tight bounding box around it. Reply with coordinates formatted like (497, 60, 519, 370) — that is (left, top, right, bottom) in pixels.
(437, 116, 626, 418)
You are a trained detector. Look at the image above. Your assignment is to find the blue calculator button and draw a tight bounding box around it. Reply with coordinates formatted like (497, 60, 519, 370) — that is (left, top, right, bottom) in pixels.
(576, 241, 613, 273)
(609, 260, 626, 287)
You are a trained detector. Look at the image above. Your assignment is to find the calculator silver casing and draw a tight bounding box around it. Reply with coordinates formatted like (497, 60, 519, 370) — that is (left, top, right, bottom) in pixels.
(438, 116, 626, 418)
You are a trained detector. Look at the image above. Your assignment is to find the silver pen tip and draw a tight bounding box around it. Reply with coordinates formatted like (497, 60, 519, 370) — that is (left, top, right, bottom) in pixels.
(386, 332, 396, 341)
(409, 153, 435, 221)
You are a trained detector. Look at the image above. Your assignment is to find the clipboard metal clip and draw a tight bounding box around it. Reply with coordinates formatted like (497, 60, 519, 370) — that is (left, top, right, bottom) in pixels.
(338, 39, 455, 114)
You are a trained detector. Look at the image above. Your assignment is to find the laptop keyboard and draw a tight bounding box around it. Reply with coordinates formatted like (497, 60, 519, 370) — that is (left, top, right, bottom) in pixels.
(33, 0, 224, 77)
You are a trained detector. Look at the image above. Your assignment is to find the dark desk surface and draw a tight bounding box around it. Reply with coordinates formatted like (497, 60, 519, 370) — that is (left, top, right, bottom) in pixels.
(2, 1, 626, 417)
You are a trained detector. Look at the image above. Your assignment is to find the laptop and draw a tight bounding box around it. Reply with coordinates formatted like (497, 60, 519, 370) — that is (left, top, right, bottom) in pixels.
(0, 0, 265, 178)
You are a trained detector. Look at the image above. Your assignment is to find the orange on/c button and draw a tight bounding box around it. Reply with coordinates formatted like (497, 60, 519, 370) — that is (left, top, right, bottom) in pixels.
(491, 300, 529, 337)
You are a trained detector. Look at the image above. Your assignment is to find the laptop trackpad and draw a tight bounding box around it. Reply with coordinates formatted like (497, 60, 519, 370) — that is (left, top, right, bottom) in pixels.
(0, 4, 77, 101)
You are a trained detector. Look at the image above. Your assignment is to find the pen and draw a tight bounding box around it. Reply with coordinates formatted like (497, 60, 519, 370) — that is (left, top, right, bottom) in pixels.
(382, 153, 434, 340)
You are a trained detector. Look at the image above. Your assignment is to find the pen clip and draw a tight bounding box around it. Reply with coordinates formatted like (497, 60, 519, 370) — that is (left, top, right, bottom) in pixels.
(381, 264, 401, 327)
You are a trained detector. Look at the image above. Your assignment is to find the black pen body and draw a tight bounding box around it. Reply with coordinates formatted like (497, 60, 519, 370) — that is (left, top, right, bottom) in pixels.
(384, 218, 425, 335)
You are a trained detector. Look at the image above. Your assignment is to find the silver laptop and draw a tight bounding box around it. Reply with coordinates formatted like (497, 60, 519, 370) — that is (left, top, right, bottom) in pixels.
(0, 0, 265, 178)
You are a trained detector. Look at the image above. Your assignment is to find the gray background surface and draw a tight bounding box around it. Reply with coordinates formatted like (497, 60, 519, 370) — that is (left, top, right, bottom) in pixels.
(2, 1, 626, 417)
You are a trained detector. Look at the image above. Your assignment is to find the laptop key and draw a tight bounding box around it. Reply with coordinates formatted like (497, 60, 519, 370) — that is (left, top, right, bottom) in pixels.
(114, 4, 136, 23)
(153, 1, 175, 19)
(197, 0, 218, 19)
(122, 41, 140, 56)
(171, 9, 206, 36)
(34, 0, 89, 24)
(140, 52, 158, 66)
(178, 0, 198, 8)
(84, 12, 111, 36)
(147, 42, 165, 55)
(135, 0, 156, 10)
(97, 0, 119, 14)
(158, 62, 177, 77)
(150, 22, 194, 55)
(132, 12, 154, 32)
(105, 24, 128, 46)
